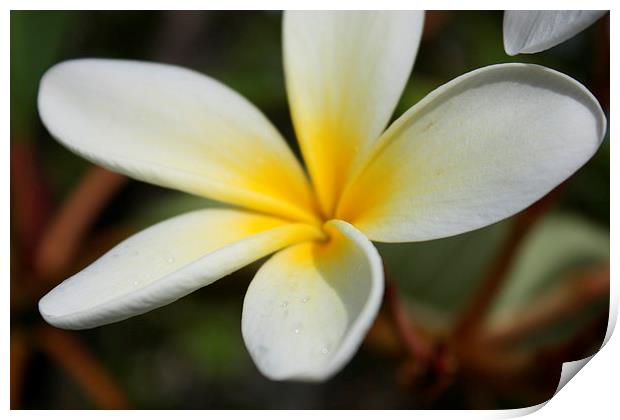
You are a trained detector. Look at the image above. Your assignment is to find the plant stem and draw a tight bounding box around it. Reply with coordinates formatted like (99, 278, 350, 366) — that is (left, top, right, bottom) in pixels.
(454, 183, 566, 339)
(10, 330, 30, 409)
(384, 279, 433, 366)
(34, 166, 126, 281)
(10, 143, 54, 264)
(36, 326, 130, 409)
(482, 264, 609, 347)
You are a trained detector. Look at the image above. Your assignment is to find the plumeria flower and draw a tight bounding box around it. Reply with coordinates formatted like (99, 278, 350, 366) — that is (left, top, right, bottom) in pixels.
(504, 10, 607, 55)
(38, 11, 606, 381)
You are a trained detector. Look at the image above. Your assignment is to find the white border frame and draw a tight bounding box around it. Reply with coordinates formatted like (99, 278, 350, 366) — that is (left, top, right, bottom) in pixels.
(4, 2, 616, 418)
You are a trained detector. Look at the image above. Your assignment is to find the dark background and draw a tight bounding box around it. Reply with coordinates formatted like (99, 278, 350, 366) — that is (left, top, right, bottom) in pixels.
(10, 11, 610, 409)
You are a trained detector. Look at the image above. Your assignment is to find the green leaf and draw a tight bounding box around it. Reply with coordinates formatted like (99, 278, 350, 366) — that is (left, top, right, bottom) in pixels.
(378, 220, 511, 332)
(126, 191, 227, 229)
(11, 11, 73, 139)
(487, 213, 609, 329)
(173, 302, 251, 379)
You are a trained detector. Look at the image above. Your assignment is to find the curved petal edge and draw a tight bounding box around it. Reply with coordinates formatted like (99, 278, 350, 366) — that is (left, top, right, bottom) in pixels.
(39, 209, 322, 329)
(284, 10, 425, 216)
(338, 63, 606, 243)
(38, 59, 319, 223)
(242, 220, 384, 381)
(503, 10, 607, 55)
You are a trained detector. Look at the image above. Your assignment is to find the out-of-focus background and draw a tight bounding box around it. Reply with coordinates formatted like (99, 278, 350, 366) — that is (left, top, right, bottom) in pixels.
(10, 11, 609, 409)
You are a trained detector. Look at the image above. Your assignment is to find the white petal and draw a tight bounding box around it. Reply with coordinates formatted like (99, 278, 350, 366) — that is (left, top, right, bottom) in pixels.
(38, 59, 318, 223)
(39, 209, 322, 329)
(284, 10, 424, 216)
(242, 220, 383, 381)
(504, 10, 607, 55)
(337, 64, 606, 242)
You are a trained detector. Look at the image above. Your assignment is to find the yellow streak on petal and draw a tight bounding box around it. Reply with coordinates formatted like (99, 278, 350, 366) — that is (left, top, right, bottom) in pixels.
(241, 218, 383, 381)
(293, 121, 361, 219)
(39, 209, 326, 330)
(283, 11, 425, 220)
(277, 219, 359, 274)
(334, 150, 397, 227)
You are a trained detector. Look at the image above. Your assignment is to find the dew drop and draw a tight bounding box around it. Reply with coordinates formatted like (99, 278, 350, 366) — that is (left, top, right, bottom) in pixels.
(132, 280, 140, 286)
(280, 300, 289, 308)
(301, 296, 310, 303)
(321, 346, 329, 355)
(166, 256, 175, 264)
(294, 328, 301, 334)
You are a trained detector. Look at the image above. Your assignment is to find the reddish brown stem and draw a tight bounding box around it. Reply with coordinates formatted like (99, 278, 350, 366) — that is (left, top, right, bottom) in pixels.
(36, 326, 130, 409)
(454, 183, 566, 339)
(10, 331, 30, 409)
(34, 166, 126, 281)
(384, 280, 433, 366)
(10, 143, 54, 264)
(482, 265, 609, 347)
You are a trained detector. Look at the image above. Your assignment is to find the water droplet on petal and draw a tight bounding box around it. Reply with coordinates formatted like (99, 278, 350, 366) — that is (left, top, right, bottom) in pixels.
(166, 256, 175, 264)
(321, 346, 329, 355)
(280, 300, 289, 308)
(301, 296, 310, 303)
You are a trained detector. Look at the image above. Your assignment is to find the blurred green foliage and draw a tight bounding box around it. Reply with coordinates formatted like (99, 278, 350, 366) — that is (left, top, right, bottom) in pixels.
(489, 213, 609, 326)
(487, 213, 609, 350)
(11, 11, 72, 139)
(378, 221, 511, 332)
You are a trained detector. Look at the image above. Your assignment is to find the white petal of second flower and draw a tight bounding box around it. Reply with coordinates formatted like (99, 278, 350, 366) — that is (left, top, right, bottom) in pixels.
(503, 10, 607, 55)
(242, 220, 383, 381)
(39, 209, 323, 330)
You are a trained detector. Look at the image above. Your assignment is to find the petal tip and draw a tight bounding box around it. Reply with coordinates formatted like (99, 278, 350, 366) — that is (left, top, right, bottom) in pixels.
(502, 42, 520, 56)
(38, 292, 67, 329)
